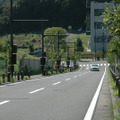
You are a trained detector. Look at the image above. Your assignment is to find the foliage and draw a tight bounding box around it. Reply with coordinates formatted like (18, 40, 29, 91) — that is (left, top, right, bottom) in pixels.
(76, 37, 84, 52)
(106, 37, 120, 64)
(44, 27, 67, 51)
(0, 0, 86, 33)
(29, 44, 34, 54)
(70, 33, 90, 49)
(44, 27, 67, 61)
(70, 54, 78, 61)
(102, 3, 120, 38)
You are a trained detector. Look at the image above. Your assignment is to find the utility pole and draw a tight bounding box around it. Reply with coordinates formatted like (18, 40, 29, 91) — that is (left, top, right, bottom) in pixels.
(67, 26, 72, 69)
(10, 0, 48, 76)
(94, 24, 96, 61)
(10, 0, 14, 77)
(57, 32, 60, 69)
(102, 29, 105, 60)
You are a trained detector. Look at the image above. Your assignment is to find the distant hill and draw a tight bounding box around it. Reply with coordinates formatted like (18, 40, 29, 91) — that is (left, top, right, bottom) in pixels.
(0, 0, 17, 6)
(0, 0, 86, 34)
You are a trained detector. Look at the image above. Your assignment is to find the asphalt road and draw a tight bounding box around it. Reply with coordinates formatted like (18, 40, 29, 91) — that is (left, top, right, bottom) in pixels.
(0, 61, 109, 120)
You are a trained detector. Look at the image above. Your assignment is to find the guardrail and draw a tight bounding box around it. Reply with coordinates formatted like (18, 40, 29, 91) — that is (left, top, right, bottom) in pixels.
(110, 68, 120, 97)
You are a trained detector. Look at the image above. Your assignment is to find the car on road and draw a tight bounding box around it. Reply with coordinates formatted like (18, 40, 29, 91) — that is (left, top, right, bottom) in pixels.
(90, 64, 99, 71)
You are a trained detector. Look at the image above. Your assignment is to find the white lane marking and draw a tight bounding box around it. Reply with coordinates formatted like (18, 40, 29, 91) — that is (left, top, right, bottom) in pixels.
(7, 82, 23, 86)
(104, 63, 106, 66)
(29, 87, 45, 94)
(65, 78, 71, 81)
(101, 64, 103, 66)
(52, 81, 61, 86)
(83, 67, 106, 120)
(73, 76, 77, 78)
(0, 86, 5, 88)
(0, 100, 10, 106)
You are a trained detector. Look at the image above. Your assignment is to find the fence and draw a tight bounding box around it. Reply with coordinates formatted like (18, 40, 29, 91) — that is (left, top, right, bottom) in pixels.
(110, 57, 120, 97)
(19, 59, 77, 75)
(110, 68, 120, 97)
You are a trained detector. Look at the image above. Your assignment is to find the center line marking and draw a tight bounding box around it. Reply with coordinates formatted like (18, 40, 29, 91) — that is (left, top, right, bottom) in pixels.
(52, 81, 61, 85)
(65, 78, 71, 81)
(0, 100, 10, 106)
(29, 87, 45, 94)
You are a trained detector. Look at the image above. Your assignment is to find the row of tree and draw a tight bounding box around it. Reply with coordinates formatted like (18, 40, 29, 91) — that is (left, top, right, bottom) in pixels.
(103, 0, 120, 69)
(0, 0, 86, 34)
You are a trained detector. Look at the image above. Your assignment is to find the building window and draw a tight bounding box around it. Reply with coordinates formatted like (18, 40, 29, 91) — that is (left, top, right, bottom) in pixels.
(94, 22, 104, 29)
(94, 9, 104, 16)
(94, 36, 111, 43)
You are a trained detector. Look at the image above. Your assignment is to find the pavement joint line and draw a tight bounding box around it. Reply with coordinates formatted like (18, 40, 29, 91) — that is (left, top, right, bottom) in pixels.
(52, 81, 61, 86)
(29, 87, 45, 94)
(83, 66, 107, 120)
(0, 100, 10, 106)
(65, 78, 71, 81)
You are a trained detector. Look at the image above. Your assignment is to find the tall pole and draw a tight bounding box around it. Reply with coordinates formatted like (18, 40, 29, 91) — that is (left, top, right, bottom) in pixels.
(57, 32, 60, 69)
(95, 24, 96, 61)
(102, 29, 104, 60)
(41, 33, 45, 75)
(67, 26, 72, 69)
(10, 0, 14, 76)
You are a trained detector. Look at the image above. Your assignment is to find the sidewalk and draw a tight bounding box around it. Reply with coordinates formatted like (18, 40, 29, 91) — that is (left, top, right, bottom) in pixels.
(93, 68, 114, 120)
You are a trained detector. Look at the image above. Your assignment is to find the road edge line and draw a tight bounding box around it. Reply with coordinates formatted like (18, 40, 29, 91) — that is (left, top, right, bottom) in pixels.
(83, 67, 106, 120)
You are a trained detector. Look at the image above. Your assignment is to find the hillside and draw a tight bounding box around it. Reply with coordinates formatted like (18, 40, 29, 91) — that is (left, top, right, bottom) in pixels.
(0, 0, 86, 34)
(0, 0, 16, 6)
(0, 32, 90, 59)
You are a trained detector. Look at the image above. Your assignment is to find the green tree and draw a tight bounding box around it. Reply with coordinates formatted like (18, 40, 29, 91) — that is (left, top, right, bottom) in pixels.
(44, 27, 67, 52)
(107, 38, 120, 64)
(103, 3, 120, 38)
(76, 37, 84, 52)
(0, 0, 86, 33)
(29, 44, 34, 54)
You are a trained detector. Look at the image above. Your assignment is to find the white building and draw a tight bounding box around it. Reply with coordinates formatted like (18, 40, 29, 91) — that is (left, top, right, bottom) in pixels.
(86, 0, 114, 51)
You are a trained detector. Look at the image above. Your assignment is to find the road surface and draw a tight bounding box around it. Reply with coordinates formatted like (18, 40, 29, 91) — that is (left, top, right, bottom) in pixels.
(0, 61, 109, 120)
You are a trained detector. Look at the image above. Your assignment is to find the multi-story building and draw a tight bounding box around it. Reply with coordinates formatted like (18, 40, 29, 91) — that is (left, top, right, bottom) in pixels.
(86, 0, 113, 51)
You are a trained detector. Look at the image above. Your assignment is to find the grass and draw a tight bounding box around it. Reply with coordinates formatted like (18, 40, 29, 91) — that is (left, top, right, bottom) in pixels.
(70, 33, 91, 49)
(116, 100, 120, 107)
(0, 32, 91, 62)
(109, 69, 118, 96)
(109, 69, 120, 119)
(109, 69, 116, 90)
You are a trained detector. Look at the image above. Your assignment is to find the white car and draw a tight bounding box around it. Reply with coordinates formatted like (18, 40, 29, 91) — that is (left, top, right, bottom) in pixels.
(90, 64, 99, 71)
